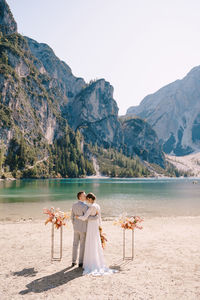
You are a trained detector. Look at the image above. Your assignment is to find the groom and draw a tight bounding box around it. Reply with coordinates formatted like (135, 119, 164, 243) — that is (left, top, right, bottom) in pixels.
(71, 191, 97, 267)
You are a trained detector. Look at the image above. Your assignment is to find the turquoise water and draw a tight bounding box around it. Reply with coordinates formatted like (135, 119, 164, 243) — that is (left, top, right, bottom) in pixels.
(0, 178, 200, 220)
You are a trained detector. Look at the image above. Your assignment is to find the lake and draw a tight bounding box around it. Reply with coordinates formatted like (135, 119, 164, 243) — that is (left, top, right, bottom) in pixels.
(0, 178, 200, 221)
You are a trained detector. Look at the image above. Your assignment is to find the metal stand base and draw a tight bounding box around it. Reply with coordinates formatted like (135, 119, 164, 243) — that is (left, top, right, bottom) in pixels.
(51, 223, 63, 261)
(123, 228, 134, 260)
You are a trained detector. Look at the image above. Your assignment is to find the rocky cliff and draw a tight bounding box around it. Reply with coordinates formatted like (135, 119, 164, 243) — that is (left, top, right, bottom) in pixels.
(26, 38, 122, 149)
(127, 66, 200, 156)
(0, 0, 17, 35)
(25, 36, 164, 165)
(65, 79, 123, 148)
(0, 33, 59, 149)
(26, 37, 85, 107)
(121, 117, 165, 167)
(0, 0, 165, 177)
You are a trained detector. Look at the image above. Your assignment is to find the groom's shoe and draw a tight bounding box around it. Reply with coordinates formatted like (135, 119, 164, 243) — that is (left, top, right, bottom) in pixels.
(78, 263, 83, 268)
(71, 262, 76, 267)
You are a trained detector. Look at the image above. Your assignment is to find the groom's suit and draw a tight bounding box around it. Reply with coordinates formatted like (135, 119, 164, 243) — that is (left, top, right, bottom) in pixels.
(71, 200, 97, 264)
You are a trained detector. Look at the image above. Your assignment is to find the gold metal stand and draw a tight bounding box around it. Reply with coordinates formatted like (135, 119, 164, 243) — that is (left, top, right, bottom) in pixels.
(123, 228, 134, 260)
(51, 223, 63, 261)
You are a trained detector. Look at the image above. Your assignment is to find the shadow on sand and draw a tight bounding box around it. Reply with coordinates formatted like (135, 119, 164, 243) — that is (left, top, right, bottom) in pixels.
(19, 266, 82, 295)
(109, 258, 132, 271)
(12, 268, 38, 277)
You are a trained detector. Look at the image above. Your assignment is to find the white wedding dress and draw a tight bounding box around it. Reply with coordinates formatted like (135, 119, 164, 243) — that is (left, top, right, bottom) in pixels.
(78, 203, 117, 276)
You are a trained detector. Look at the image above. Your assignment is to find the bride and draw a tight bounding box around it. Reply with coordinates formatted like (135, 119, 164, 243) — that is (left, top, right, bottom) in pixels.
(76, 192, 117, 276)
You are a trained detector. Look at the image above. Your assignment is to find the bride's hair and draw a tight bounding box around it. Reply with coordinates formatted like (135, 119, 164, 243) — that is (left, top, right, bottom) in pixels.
(86, 193, 96, 201)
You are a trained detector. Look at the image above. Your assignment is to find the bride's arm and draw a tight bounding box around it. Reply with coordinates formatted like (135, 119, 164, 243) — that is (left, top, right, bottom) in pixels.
(77, 206, 96, 221)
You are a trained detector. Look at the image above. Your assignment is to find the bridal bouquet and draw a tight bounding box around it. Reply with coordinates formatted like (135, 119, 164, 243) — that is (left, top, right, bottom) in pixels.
(114, 213, 143, 230)
(99, 226, 107, 249)
(43, 207, 70, 229)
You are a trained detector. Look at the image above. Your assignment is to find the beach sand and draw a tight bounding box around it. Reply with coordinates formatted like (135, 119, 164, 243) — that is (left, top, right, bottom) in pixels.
(0, 217, 200, 300)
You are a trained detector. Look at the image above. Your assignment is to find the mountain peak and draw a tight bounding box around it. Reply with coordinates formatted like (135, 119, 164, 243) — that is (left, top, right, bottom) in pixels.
(0, 0, 17, 35)
(126, 65, 200, 156)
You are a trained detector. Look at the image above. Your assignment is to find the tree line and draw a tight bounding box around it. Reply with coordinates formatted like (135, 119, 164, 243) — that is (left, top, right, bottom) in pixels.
(0, 126, 94, 179)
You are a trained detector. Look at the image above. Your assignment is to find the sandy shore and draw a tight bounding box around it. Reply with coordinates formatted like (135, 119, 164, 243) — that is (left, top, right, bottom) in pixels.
(0, 217, 200, 300)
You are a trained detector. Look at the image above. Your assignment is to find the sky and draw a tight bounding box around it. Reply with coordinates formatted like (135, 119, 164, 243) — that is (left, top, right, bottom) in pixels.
(6, 0, 200, 115)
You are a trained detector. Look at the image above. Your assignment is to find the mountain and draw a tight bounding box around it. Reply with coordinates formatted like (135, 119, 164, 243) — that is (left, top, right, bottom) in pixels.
(0, 0, 165, 178)
(26, 37, 122, 149)
(127, 66, 200, 156)
(65, 79, 123, 149)
(26, 37, 85, 107)
(27, 38, 164, 164)
(0, 0, 17, 35)
(0, 0, 96, 178)
(121, 117, 165, 167)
